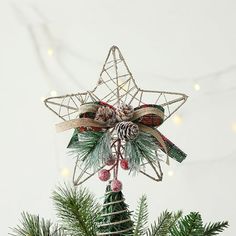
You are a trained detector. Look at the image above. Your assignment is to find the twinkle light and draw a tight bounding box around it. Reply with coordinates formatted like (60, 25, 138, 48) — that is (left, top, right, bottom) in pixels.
(232, 122, 236, 132)
(172, 114, 183, 125)
(194, 83, 200, 91)
(167, 170, 174, 177)
(60, 167, 70, 177)
(47, 48, 54, 56)
(50, 90, 57, 96)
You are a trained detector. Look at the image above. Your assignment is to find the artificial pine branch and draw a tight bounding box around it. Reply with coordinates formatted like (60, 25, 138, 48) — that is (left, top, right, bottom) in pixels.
(125, 132, 160, 172)
(203, 221, 229, 235)
(146, 210, 172, 236)
(67, 129, 79, 148)
(168, 211, 183, 230)
(70, 131, 112, 170)
(170, 212, 204, 236)
(133, 195, 148, 236)
(10, 212, 64, 236)
(52, 185, 100, 236)
(11, 185, 229, 236)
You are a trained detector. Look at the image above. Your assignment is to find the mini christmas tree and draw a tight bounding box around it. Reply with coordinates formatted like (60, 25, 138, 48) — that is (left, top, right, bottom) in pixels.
(97, 181, 134, 235)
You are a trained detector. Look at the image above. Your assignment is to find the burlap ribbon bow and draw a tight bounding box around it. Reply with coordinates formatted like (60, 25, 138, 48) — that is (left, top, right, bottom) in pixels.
(55, 103, 186, 164)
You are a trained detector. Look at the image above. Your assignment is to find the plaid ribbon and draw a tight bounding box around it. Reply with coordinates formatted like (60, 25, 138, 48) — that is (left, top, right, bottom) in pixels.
(56, 102, 186, 163)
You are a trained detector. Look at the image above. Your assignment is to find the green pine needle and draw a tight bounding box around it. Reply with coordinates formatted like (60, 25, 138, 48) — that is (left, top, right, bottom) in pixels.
(52, 185, 100, 236)
(203, 221, 229, 235)
(11, 185, 229, 236)
(133, 195, 149, 236)
(170, 212, 204, 236)
(125, 132, 160, 172)
(168, 211, 183, 229)
(10, 212, 64, 236)
(147, 210, 173, 236)
(70, 131, 112, 170)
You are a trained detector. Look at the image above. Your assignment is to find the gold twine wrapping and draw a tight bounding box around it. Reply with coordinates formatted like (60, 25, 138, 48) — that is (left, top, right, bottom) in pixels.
(55, 104, 169, 164)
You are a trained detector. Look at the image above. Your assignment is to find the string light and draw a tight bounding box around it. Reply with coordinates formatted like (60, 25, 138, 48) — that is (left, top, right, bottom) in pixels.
(194, 83, 201, 91)
(60, 167, 70, 177)
(172, 114, 183, 125)
(167, 170, 174, 176)
(232, 122, 236, 132)
(50, 90, 57, 96)
(47, 48, 54, 56)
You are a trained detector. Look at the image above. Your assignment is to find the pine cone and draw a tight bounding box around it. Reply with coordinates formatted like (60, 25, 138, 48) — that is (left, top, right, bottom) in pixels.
(95, 106, 116, 125)
(116, 103, 134, 121)
(115, 121, 139, 140)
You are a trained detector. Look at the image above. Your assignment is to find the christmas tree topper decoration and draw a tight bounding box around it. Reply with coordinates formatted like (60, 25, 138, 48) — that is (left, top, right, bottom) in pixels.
(45, 46, 188, 188)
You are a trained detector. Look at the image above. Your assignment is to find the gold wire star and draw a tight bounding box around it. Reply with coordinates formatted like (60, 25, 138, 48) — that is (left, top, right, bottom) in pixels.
(45, 46, 188, 185)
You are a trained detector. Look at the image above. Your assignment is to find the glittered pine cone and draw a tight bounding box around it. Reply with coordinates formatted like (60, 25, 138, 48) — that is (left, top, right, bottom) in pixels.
(95, 106, 116, 125)
(115, 103, 134, 121)
(115, 121, 139, 141)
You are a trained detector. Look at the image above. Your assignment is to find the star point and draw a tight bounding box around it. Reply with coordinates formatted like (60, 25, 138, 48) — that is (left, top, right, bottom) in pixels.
(45, 46, 187, 122)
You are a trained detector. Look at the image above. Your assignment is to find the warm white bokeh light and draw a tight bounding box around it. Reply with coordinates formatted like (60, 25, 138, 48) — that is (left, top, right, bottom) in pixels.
(60, 167, 70, 177)
(47, 48, 54, 56)
(172, 114, 183, 125)
(232, 122, 236, 132)
(194, 83, 201, 91)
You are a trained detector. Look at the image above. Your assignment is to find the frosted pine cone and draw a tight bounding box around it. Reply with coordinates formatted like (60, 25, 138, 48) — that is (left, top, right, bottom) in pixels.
(95, 106, 116, 125)
(115, 121, 139, 140)
(116, 103, 134, 121)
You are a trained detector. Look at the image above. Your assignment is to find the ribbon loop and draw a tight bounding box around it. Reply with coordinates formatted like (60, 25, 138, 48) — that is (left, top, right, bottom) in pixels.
(56, 118, 109, 132)
(55, 102, 186, 164)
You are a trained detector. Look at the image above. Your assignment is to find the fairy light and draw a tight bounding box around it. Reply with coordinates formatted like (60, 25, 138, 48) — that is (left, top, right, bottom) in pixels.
(167, 170, 174, 177)
(194, 83, 200, 91)
(47, 48, 54, 56)
(50, 90, 57, 96)
(232, 122, 236, 132)
(60, 167, 70, 177)
(172, 114, 183, 125)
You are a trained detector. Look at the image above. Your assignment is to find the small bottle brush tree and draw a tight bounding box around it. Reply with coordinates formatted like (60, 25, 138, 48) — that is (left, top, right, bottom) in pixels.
(97, 182, 134, 235)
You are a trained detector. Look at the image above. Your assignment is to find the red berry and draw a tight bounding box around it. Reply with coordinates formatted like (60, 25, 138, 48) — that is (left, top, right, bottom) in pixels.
(120, 159, 129, 170)
(98, 169, 110, 181)
(111, 179, 122, 192)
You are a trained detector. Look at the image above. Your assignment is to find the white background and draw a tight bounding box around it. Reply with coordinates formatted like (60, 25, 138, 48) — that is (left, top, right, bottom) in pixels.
(0, 0, 236, 235)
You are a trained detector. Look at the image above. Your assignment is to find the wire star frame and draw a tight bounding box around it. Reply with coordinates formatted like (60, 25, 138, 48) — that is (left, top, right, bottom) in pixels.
(45, 46, 188, 186)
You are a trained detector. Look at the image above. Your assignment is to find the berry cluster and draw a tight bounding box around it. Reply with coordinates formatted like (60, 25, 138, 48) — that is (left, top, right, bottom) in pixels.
(98, 157, 129, 192)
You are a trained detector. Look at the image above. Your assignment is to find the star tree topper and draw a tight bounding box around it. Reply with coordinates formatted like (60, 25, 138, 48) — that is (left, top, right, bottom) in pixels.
(45, 46, 188, 186)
